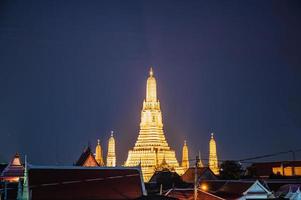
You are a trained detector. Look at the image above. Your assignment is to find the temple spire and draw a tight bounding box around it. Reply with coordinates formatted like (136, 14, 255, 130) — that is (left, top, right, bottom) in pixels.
(146, 67, 157, 102)
(149, 67, 154, 77)
(125, 68, 182, 182)
(181, 140, 189, 171)
(107, 131, 116, 167)
(209, 133, 219, 175)
(95, 139, 104, 166)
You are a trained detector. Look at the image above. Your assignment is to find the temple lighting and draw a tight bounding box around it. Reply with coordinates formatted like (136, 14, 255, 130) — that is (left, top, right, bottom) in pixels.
(209, 133, 219, 175)
(95, 139, 105, 166)
(124, 68, 184, 182)
(107, 131, 116, 167)
(181, 140, 189, 171)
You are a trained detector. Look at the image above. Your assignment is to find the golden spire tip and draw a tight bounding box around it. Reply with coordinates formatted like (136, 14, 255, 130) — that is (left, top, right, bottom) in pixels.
(149, 67, 153, 77)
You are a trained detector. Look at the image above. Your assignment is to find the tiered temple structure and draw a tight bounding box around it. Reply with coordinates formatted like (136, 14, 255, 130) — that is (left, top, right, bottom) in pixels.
(95, 139, 105, 166)
(181, 140, 189, 171)
(209, 133, 219, 175)
(0, 153, 24, 182)
(107, 131, 116, 167)
(124, 68, 183, 182)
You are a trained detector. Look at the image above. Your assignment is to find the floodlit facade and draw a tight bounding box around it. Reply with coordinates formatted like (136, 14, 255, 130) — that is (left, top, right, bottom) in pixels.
(95, 139, 105, 166)
(107, 132, 116, 167)
(124, 68, 183, 182)
(181, 140, 189, 171)
(209, 133, 219, 175)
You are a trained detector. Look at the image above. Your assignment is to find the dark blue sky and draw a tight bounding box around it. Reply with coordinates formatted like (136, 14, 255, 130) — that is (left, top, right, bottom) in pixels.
(0, 1, 300, 165)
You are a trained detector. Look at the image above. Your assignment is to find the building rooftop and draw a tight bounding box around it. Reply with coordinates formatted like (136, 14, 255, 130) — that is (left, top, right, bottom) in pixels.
(181, 167, 217, 183)
(26, 165, 146, 199)
(75, 146, 99, 167)
(0, 153, 24, 181)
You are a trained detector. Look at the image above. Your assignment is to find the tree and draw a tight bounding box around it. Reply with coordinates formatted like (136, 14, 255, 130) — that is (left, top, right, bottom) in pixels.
(219, 160, 244, 180)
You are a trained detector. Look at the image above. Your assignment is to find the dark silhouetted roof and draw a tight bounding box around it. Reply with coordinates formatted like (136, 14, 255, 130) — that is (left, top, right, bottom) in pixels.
(199, 180, 227, 192)
(1, 153, 24, 179)
(181, 167, 217, 183)
(0, 163, 7, 174)
(165, 188, 224, 200)
(214, 181, 254, 199)
(0, 182, 19, 200)
(28, 165, 146, 200)
(266, 180, 301, 192)
(75, 146, 99, 167)
(248, 161, 301, 178)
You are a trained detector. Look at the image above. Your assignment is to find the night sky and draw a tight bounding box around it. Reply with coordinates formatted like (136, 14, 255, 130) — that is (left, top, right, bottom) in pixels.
(0, 1, 300, 165)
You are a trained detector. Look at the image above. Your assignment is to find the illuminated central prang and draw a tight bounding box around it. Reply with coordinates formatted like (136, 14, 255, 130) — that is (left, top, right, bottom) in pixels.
(124, 68, 183, 182)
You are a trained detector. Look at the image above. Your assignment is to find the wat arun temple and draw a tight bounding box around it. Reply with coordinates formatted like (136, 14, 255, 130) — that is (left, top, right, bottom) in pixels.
(124, 68, 185, 181)
(77, 67, 219, 182)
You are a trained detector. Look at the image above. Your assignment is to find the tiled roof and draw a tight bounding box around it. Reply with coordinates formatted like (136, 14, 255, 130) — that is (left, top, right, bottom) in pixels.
(267, 180, 301, 192)
(214, 182, 254, 199)
(149, 170, 181, 183)
(200, 180, 271, 200)
(0, 153, 24, 178)
(75, 146, 99, 167)
(199, 180, 227, 192)
(165, 188, 224, 200)
(28, 166, 146, 199)
(181, 167, 217, 183)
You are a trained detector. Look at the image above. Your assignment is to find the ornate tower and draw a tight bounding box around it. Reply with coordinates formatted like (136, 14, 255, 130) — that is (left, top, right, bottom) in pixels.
(95, 139, 104, 166)
(106, 131, 116, 167)
(181, 140, 189, 171)
(125, 68, 182, 182)
(209, 133, 219, 175)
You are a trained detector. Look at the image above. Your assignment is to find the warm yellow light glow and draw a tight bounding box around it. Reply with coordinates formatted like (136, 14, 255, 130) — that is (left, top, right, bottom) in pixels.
(209, 133, 219, 175)
(200, 183, 208, 191)
(181, 140, 189, 171)
(295, 167, 301, 175)
(124, 68, 183, 182)
(95, 139, 104, 166)
(273, 166, 301, 176)
(272, 167, 282, 175)
(107, 132, 116, 167)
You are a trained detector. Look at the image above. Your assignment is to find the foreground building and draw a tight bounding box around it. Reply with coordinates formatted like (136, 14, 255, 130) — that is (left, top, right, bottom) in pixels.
(0, 153, 24, 182)
(75, 146, 99, 167)
(165, 188, 223, 200)
(209, 180, 272, 199)
(181, 167, 217, 183)
(125, 68, 183, 182)
(19, 165, 146, 200)
(247, 161, 301, 178)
